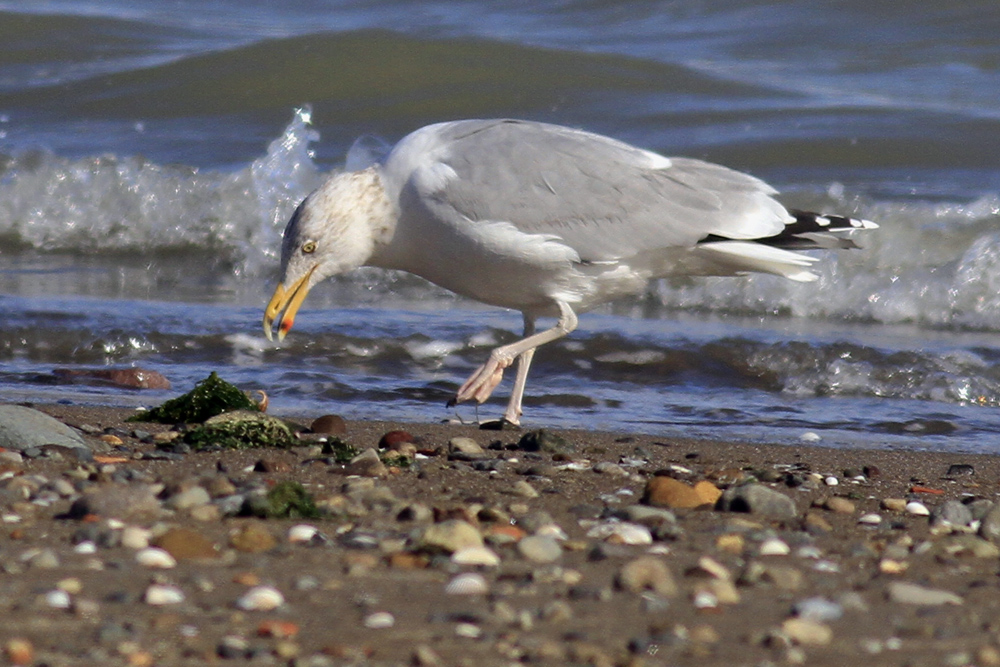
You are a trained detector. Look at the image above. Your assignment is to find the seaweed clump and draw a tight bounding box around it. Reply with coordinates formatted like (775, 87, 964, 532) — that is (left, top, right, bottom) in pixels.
(244, 481, 320, 519)
(130, 372, 258, 424)
(183, 410, 294, 451)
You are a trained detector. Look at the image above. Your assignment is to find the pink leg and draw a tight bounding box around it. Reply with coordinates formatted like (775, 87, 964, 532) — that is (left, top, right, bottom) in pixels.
(454, 302, 577, 422)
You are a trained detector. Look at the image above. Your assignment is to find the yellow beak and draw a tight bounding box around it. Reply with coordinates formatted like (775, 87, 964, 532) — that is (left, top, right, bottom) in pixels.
(263, 265, 317, 341)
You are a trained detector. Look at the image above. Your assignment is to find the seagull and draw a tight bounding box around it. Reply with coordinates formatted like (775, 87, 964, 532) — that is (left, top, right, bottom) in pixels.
(263, 119, 876, 425)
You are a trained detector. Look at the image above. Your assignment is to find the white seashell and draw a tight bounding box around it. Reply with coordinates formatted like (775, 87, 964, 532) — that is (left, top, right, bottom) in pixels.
(135, 547, 177, 569)
(535, 524, 569, 541)
(45, 589, 72, 609)
(858, 513, 883, 525)
(73, 541, 97, 554)
(454, 623, 482, 638)
(824, 476, 839, 486)
(144, 584, 185, 606)
(800, 432, 821, 442)
(586, 521, 652, 545)
(451, 546, 501, 567)
(287, 524, 319, 543)
(120, 526, 152, 550)
(692, 590, 718, 609)
(758, 538, 791, 556)
(905, 501, 930, 516)
(363, 611, 395, 629)
(445, 572, 489, 595)
(235, 586, 284, 611)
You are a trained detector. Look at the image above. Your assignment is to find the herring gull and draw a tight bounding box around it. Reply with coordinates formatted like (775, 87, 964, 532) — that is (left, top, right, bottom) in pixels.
(263, 119, 876, 425)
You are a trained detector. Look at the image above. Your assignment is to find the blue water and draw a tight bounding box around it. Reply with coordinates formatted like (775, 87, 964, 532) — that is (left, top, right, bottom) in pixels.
(2, 2, 1000, 452)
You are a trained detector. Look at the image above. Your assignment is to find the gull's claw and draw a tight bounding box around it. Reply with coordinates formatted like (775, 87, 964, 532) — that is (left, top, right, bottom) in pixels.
(452, 355, 514, 406)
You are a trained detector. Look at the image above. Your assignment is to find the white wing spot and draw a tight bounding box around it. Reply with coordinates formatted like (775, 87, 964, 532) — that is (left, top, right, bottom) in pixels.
(816, 216, 831, 227)
(421, 161, 459, 193)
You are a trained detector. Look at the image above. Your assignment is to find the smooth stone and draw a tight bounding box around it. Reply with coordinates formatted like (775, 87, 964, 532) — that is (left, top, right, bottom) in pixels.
(782, 618, 833, 646)
(758, 538, 791, 556)
(642, 476, 718, 509)
(717, 484, 797, 518)
(52, 367, 171, 389)
(512, 480, 540, 498)
(419, 520, 483, 554)
(881, 498, 908, 512)
(120, 526, 152, 550)
(617, 556, 678, 596)
(363, 612, 395, 629)
(618, 505, 678, 527)
(517, 535, 563, 562)
(310, 414, 347, 435)
(345, 448, 387, 477)
(235, 586, 284, 611)
(930, 500, 973, 528)
(135, 547, 177, 569)
(761, 565, 805, 591)
(165, 486, 211, 512)
(288, 524, 319, 543)
(946, 534, 1000, 558)
(144, 584, 185, 606)
(888, 581, 963, 606)
(979, 505, 1000, 542)
(444, 572, 489, 595)
(585, 521, 652, 545)
(517, 429, 573, 454)
(794, 596, 843, 622)
(451, 546, 501, 567)
(824, 497, 855, 514)
(0, 405, 89, 452)
(229, 523, 277, 553)
(448, 437, 484, 455)
(858, 513, 882, 525)
(68, 484, 163, 521)
(905, 501, 930, 516)
(152, 527, 220, 560)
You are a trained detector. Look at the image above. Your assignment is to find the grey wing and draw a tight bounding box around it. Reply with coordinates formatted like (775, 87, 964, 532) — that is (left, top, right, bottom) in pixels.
(397, 119, 792, 262)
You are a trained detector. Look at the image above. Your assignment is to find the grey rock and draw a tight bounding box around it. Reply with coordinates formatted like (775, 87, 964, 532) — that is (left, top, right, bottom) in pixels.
(930, 499, 973, 528)
(887, 581, 963, 606)
(517, 535, 563, 563)
(979, 505, 1000, 543)
(617, 505, 678, 527)
(717, 483, 797, 518)
(967, 499, 995, 522)
(793, 596, 843, 622)
(448, 437, 484, 455)
(419, 520, 483, 554)
(0, 405, 89, 452)
(616, 556, 678, 597)
(68, 483, 164, 521)
(165, 486, 211, 512)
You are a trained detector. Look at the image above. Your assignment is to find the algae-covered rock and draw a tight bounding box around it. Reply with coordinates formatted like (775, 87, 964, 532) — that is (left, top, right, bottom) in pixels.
(322, 438, 360, 463)
(183, 410, 294, 450)
(129, 372, 259, 424)
(244, 481, 320, 519)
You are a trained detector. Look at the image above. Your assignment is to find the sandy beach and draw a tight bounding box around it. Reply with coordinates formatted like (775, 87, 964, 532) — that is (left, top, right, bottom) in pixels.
(0, 400, 998, 667)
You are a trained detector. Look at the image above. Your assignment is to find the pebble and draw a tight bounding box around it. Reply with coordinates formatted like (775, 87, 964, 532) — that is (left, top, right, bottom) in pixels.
(448, 437, 484, 455)
(288, 524, 319, 543)
(229, 523, 277, 553)
(888, 581, 963, 606)
(363, 611, 395, 629)
(153, 527, 219, 560)
(881, 498, 907, 512)
(135, 547, 177, 569)
(781, 618, 833, 646)
(905, 501, 930, 516)
(823, 497, 855, 514)
(585, 521, 652, 545)
(45, 589, 72, 609)
(165, 485, 211, 512)
(642, 476, 720, 509)
(121, 526, 152, 550)
(144, 584, 185, 606)
(419, 520, 484, 553)
(345, 448, 387, 477)
(444, 572, 489, 595)
(931, 500, 973, 528)
(512, 480, 540, 498)
(235, 586, 285, 611)
(758, 538, 791, 556)
(618, 556, 678, 596)
(794, 596, 844, 622)
(311, 414, 347, 435)
(0, 405, 89, 452)
(451, 545, 501, 567)
(3, 639, 34, 666)
(718, 484, 797, 518)
(979, 505, 1000, 542)
(517, 535, 563, 562)
(858, 513, 882, 525)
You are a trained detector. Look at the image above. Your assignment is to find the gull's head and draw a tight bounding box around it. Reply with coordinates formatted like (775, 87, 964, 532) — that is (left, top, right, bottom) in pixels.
(263, 168, 394, 341)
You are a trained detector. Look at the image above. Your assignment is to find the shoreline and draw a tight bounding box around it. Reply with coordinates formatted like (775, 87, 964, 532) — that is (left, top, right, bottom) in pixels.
(1, 401, 999, 666)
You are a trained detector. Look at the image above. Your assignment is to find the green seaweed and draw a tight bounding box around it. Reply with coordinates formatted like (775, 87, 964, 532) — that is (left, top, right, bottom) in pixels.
(244, 481, 320, 519)
(183, 411, 294, 450)
(322, 437, 360, 463)
(130, 372, 259, 424)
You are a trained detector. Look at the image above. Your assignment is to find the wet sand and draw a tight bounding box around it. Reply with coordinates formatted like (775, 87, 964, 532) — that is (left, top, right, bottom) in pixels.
(1, 401, 999, 667)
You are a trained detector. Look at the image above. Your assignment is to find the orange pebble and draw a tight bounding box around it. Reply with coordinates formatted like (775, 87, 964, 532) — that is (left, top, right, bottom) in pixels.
(257, 620, 300, 638)
(910, 486, 945, 495)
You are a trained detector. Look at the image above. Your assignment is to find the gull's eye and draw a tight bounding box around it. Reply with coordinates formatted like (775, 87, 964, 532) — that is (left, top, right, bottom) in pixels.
(301, 240, 317, 254)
